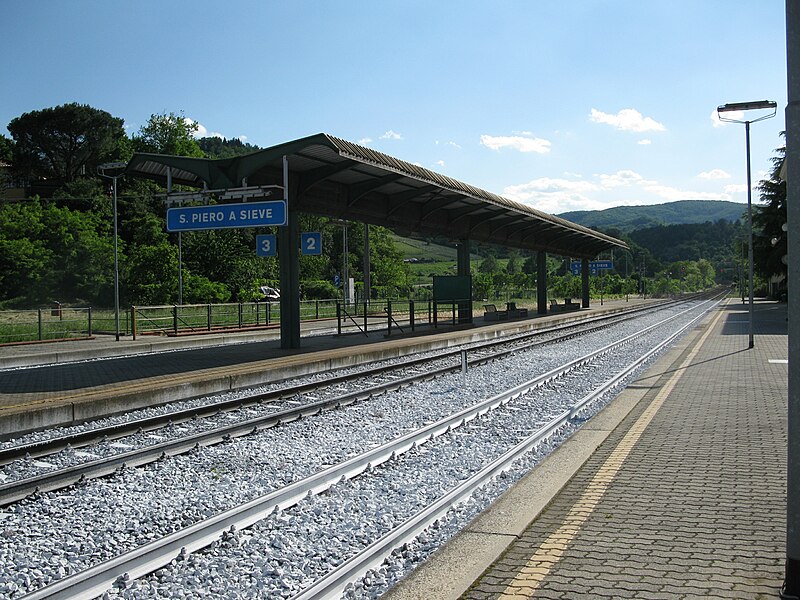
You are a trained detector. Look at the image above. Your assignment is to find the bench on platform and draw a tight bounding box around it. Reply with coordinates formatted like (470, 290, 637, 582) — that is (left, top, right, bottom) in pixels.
(549, 298, 581, 313)
(505, 302, 528, 319)
(483, 304, 508, 321)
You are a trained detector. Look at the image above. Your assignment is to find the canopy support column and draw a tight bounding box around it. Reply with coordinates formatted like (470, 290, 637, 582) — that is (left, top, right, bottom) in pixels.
(457, 240, 472, 323)
(537, 251, 548, 314)
(363, 223, 371, 301)
(581, 257, 590, 308)
(280, 156, 301, 349)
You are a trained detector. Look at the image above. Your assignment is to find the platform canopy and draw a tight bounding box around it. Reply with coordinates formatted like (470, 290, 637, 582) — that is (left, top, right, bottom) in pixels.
(126, 132, 626, 258)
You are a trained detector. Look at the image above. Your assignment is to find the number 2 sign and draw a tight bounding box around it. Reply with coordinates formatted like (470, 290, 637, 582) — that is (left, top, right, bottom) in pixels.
(301, 232, 322, 256)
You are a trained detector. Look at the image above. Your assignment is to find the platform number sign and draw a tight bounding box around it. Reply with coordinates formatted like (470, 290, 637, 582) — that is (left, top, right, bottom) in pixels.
(301, 232, 322, 256)
(256, 234, 277, 257)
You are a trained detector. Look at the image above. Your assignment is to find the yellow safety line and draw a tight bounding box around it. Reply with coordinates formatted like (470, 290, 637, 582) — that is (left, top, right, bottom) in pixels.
(497, 299, 728, 599)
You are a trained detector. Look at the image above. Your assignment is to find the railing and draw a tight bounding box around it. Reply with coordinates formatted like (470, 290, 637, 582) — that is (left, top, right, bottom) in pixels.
(0, 295, 538, 346)
(130, 300, 340, 339)
(0, 307, 93, 345)
(335, 299, 473, 336)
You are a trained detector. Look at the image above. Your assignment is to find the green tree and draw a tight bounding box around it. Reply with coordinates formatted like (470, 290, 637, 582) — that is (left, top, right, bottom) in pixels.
(478, 255, 499, 274)
(0, 134, 13, 162)
(198, 136, 259, 159)
(521, 254, 538, 275)
(133, 112, 204, 157)
(365, 226, 409, 296)
(0, 198, 116, 305)
(753, 141, 787, 281)
(7, 103, 126, 183)
(183, 272, 231, 304)
(472, 272, 495, 300)
(124, 242, 179, 305)
(0, 200, 54, 305)
(52, 177, 110, 213)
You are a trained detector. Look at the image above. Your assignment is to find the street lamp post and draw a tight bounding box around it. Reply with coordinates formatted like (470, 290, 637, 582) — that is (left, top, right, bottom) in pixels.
(97, 161, 127, 341)
(717, 100, 777, 349)
(330, 219, 350, 304)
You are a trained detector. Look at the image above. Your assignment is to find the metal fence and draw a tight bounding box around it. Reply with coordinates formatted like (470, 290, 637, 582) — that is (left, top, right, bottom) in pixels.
(0, 295, 538, 346)
(130, 300, 340, 339)
(335, 299, 473, 336)
(0, 306, 93, 345)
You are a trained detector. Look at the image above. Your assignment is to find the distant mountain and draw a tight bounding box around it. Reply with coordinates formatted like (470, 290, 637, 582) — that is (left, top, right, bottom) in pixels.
(557, 200, 745, 232)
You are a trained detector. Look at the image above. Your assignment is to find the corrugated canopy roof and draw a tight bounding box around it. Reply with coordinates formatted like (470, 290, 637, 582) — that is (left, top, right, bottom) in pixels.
(126, 133, 626, 258)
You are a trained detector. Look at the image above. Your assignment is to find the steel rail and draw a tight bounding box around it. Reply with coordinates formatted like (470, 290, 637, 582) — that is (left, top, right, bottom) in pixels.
(19, 297, 718, 600)
(0, 299, 676, 464)
(0, 296, 717, 506)
(291, 298, 721, 600)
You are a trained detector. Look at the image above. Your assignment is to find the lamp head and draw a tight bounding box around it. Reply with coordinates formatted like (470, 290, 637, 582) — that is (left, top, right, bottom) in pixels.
(717, 100, 777, 112)
(97, 161, 128, 176)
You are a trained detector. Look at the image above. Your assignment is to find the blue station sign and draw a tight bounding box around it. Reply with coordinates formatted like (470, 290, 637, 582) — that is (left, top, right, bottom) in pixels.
(167, 201, 287, 232)
(570, 260, 614, 275)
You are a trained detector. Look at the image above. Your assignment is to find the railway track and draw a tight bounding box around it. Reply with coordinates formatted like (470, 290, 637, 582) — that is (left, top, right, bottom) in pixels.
(0, 298, 688, 506)
(9, 294, 722, 599)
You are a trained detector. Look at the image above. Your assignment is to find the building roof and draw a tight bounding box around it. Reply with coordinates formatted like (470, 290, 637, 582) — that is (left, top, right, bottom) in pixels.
(126, 133, 626, 258)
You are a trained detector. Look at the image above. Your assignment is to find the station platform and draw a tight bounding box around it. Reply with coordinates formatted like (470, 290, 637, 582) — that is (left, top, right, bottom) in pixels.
(384, 297, 788, 599)
(0, 298, 650, 440)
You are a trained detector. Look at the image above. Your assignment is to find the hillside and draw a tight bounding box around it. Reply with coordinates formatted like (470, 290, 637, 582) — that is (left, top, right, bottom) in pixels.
(391, 198, 743, 275)
(557, 200, 745, 232)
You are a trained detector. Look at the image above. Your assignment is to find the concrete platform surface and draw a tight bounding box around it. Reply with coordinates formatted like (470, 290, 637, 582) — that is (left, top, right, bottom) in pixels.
(384, 298, 788, 600)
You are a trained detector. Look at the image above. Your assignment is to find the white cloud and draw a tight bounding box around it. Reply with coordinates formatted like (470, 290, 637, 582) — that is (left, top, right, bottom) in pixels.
(380, 130, 403, 140)
(184, 118, 225, 139)
(358, 137, 373, 145)
(724, 183, 747, 194)
(598, 170, 648, 188)
(643, 184, 730, 202)
(184, 117, 207, 138)
(697, 168, 731, 180)
(710, 108, 744, 127)
(638, 139, 652, 145)
(447, 141, 462, 149)
(505, 178, 598, 195)
(480, 134, 551, 154)
(590, 108, 666, 132)
(503, 177, 601, 212)
(238, 135, 248, 143)
(503, 183, 606, 213)
(435, 160, 445, 167)
(501, 168, 741, 214)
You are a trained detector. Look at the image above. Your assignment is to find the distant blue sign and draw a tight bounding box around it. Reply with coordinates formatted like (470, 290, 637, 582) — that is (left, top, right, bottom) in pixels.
(256, 234, 277, 257)
(571, 260, 614, 275)
(334, 274, 340, 287)
(167, 201, 287, 232)
(301, 232, 322, 256)
(592, 260, 613, 270)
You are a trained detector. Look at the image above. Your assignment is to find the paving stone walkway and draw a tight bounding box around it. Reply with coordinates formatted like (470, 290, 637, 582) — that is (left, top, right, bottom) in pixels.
(466, 299, 787, 599)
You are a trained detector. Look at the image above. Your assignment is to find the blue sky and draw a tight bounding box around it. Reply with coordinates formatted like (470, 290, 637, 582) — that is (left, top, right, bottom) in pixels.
(1, 1, 788, 215)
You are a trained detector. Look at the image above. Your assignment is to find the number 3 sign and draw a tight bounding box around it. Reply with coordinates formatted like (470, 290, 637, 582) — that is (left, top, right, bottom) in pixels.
(256, 234, 277, 257)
